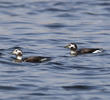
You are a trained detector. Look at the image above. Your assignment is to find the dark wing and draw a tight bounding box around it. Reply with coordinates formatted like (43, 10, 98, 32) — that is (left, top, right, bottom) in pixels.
(24, 56, 50, 63)
(78, 48, 101, 54)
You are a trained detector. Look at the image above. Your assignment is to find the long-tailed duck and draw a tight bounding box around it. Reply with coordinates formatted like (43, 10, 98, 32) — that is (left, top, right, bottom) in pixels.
(12, 49, 51, 63)
(65, 43, 103, 55)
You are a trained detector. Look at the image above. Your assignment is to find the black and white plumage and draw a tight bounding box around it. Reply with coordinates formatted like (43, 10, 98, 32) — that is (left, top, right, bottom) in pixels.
(65, 43, 103, 56)
(12, 49, 51, 63)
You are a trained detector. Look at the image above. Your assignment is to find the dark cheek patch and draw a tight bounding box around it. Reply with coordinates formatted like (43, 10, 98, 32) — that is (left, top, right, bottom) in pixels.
(18, 53, 22, 56)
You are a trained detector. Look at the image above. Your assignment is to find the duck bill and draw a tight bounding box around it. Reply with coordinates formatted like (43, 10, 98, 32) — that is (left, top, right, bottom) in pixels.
(12, 51, 15, 55)
(11, 52, 14, 55)
(64, 45, 69, 48)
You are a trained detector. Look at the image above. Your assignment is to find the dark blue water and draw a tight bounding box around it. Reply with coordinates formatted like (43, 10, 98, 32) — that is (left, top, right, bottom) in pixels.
(0, 0, 110, 100)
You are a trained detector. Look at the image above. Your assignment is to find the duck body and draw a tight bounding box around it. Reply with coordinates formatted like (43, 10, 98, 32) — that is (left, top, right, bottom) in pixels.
(12, 49, 51, 63)
(65, 43, 103, 55)
(78, 48, 102, 54)
(23, 56, 50, 63)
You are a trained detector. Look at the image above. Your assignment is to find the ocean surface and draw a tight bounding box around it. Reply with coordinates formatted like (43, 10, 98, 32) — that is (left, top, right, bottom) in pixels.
(0, 0, 110, 100)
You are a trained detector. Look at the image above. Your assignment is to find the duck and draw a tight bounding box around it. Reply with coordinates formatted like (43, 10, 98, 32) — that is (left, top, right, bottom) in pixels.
(65, 43, 103, 56)
(12, 49, 51, 63)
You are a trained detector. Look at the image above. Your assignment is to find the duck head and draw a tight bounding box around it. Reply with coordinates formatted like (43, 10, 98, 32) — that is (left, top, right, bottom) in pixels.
(12, 49, 23, 60)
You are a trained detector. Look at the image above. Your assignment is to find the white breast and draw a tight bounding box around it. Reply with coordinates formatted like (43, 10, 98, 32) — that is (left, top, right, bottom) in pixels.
(70, 51, 76, 55)
(17, 56, 22, 60)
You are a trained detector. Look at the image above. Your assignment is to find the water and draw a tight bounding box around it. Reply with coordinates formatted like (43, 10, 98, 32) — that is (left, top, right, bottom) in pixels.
(0, 0, 110, 100)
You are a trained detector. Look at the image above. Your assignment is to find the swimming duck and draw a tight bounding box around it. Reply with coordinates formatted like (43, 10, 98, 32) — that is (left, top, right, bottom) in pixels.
(12, 49, 51, 63)
(65, 43, 103, 55)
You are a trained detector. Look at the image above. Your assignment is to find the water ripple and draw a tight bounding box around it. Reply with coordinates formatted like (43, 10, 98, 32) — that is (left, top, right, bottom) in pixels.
(44, 23, 67, 29)
(0, 85, 19, 90)
(62, 85, 98, 91)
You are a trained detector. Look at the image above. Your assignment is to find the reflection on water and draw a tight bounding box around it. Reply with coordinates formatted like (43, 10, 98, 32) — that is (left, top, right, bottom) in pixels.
(0, 0, 110, 100)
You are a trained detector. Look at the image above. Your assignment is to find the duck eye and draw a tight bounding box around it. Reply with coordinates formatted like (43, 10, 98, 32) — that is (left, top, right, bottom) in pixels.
(69, 44, 72, 46)
(15, 49, 18, 52)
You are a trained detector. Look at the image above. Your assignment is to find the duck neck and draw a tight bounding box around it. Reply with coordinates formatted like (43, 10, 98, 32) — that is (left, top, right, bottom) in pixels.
(16, 56, 22, 60)
(70, 50, 77, 55)
(70, 47, 77, 55)
(16, 53, 23, 60)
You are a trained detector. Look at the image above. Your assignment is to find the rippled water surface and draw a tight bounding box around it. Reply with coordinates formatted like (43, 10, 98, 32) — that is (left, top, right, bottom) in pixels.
(0, 0, 110, 100)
